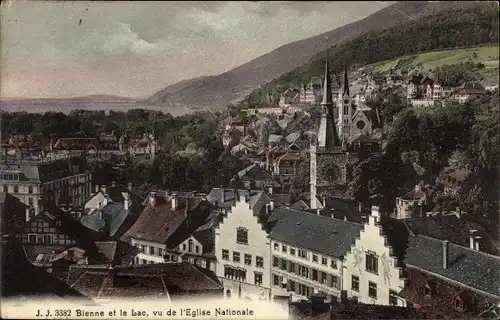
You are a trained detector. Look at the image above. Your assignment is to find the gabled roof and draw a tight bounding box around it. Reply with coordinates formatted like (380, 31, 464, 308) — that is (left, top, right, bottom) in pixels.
(268, 134, 284, 144)
(347, 133, 379, 145)
(267, 207, 363, 258)
(80, 202, 141, 237)
(285, 132, 301, 144)
(121, 193, 208, 244)
(237, 164, 276, 182)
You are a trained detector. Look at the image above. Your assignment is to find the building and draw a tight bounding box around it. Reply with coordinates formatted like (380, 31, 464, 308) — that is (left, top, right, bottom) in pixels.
(279, 89, 301, 107)
(342, 206, 407, 306)
(395, 184, 429, 220)
(0, 152, 92, 218)
(268, 207, 362, 303)
(213, 191, 277, 300)
(66, 263, 223, 301)
(235, 164, 281, 190)
(310, 61, 350, 207)
(437, 167, 472, 196)
(299, 79, 323, 104)
(121, 191, 213, 268)
(453, 82, 487, 104)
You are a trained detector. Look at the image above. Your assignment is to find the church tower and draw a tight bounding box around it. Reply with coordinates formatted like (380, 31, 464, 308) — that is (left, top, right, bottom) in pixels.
(310, 60, 349, 209)
(337, 61, 352, 143)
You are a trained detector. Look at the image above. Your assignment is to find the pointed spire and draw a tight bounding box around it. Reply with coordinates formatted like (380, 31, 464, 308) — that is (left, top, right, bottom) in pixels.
(342, 59, 350, 96)
(318, 59, 341, 148)
(321, 60, 333, 107)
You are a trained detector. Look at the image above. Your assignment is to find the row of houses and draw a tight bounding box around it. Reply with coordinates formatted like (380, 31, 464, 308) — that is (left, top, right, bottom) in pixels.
(3, 176, 498, 318)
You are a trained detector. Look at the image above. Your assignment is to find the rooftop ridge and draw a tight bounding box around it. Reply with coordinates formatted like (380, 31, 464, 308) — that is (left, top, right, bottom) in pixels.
(276, 206, 363, 227)
(415, 234, 500, 260)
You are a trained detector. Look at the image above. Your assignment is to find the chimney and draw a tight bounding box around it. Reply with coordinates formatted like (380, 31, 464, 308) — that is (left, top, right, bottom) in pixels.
(358, 202, 362, 213)
(221, 187, 226, 203)
(102, 185, 107, 194)
(149, 192, 156, 207)
(123, 192, 130, 211)
(267, 185, 273, 195)
(269, 200, 275, 211)
(111, 181, 116, 187)
(442, 240, 449, 269)
(103, 195, 108, 207)
(171, 193, 178, 210)
(265, 203, 270, 215)
(344, 216, 347, 221)
(95, 184, 100, 193)
(127, 182, 133, 191)
(474, 235, 482, 251)
(322, 197, 326, 208)
(370, 206, 380, 224)
(469, 230, 478, 249)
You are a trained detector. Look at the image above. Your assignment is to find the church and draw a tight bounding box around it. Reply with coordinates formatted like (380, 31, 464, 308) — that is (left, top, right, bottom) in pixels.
(309, 60, 380, 207)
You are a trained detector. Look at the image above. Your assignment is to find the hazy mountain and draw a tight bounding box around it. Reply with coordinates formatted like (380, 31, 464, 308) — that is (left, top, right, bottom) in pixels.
(148, 1, 482, 110)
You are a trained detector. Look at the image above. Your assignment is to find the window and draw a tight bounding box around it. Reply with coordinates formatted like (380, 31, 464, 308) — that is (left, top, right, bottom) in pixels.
(368, 281, 377, 299)
(13, 185, 18, 193)
(140, 245, 145, 253)
(280, 258, 287, 270)
(312, 269, 318, 281)
(188, 239, 194, 252)
(351, 275, 359, 292)
(320, 272, 327, 284)
(299, 265, 309, 278)
(298, 249, 308, 259)
(331, 275, 339, 289)
(289, 280, 296, 293)
(165, 254, 171, 262)
(182, 243, 187, 251)
(273, 257, 279, 267)
(256, 256, 264, 268)
(389, 290, 398, 306)
(195, 245, 200, 254)
(282, 245, 287, 253)
(236, 227, 248, 245)
(28, 234, 37, 244)
(2, 185, 7, 193)
(274, 243, 279, 251)
(322, 257, 328, 265)
(149, 246, 155, 255)
(289, 262, 296, 274)
(366, 252, 379, 274)
(141, 259, 146, 265)
(28, 186, 33, 194)
(244, 254, 252, 265)
(28, 197, 34, 206)
(254, 273, 263, 286)
(312, 254, 318, 263)
(273, 274, 280, 286)
(158, 248, 163, 257)
(290, 248, 296, 255)
(222, 249, 229, 260)
(331, 259, 337, 269)
(233, 251, 240, 263)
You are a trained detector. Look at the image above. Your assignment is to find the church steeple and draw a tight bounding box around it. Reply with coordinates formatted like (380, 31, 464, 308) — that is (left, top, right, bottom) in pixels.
(320, 60, 341, 148)
(342, 60, 350, 96)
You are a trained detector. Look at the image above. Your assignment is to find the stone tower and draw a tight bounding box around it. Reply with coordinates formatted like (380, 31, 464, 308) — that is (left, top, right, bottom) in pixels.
(337, 61, 352, 144)
(310, 60, 350, 209)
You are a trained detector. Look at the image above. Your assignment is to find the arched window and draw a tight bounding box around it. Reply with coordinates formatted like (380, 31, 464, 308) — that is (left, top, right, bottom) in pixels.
(188, 239, 194, 252)
(13, 185, 19, 193)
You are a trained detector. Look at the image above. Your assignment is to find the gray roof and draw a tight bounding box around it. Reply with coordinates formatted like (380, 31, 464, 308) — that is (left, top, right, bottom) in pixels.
(268, 134, 283, 144)
(80, 203, 130, 237)
(267, 207, 363, 258)
(0, 155, 88, 183)
(406, 235, 500, 297)
(285, 132, 301, 144)
(237, 164, 276, 182)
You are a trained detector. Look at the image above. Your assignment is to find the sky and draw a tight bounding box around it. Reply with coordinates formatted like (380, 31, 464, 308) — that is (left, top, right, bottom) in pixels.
(0, 1, 392, 99)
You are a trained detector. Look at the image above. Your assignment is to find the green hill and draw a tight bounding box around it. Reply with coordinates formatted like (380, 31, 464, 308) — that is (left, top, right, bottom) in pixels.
(369, 45, 499, 77)
(241, 4, 499, 108)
